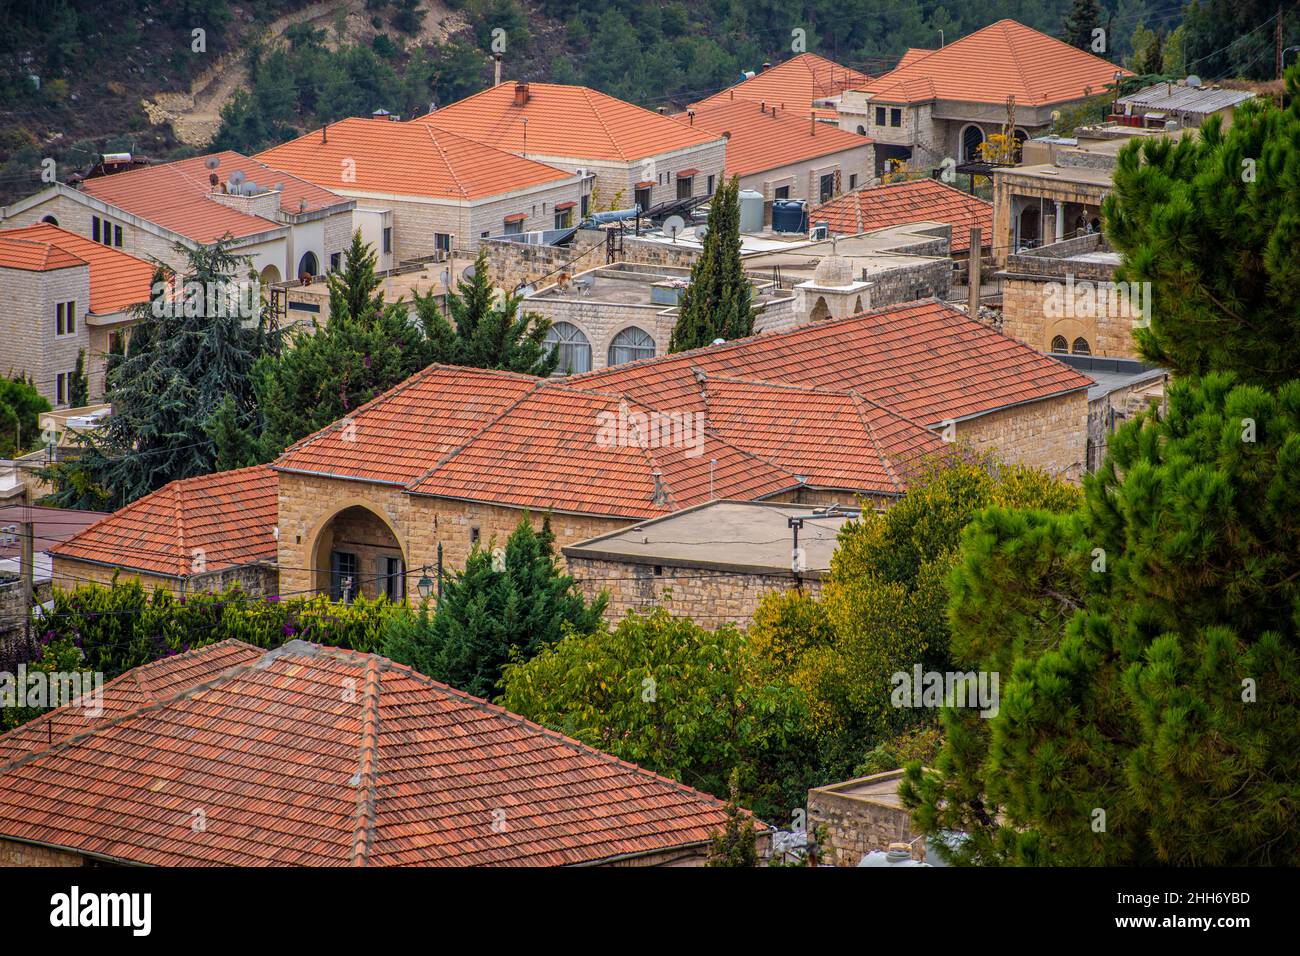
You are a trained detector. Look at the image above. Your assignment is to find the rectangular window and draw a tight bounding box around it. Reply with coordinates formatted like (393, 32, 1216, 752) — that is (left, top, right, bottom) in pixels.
(56, 371, 70, 405)
(676, 176, 693, 200)
(580, 194, 590, 218)
(890, 108, 902, 128)
(379, 555, 405, 601)
(849, 174, 858, 190)
(469, 527, 481, 546)
(91, 217, 100, 243)
(330, 551, 358, 602)
(329, 252, 341, 271)
(635, 187, 652, 213)
(707, 175, 715, 194)
(503, 218, 524, 236)
(875, 106, 886, 126)
(554, 209, 572, 229)
(383, 227, 393, 254)
(113, 224, 122, 246)
(55, 300, 76, 335)
(774, 185, 791, 200)
(820, 172, 836, 203)
(435, 233, 452, 253)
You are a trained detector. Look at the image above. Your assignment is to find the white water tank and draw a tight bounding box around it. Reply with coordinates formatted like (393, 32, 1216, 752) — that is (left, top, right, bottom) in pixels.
(738, 189, 764, 233)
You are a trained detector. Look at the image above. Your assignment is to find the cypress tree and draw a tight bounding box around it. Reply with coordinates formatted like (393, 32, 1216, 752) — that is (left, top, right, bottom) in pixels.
(669, 175, 755, 352)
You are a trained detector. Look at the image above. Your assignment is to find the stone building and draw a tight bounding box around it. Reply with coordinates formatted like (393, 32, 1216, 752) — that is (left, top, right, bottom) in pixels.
(0, 639, 763, 866)
(835, 20, 1129, 175)
(49, 465, 278, 598)
(0, 222, 153, 405)
(999, 232, 1143, 359)
(409, 82, 726, 216)
(564, 501, 851, 628)
(50, 299, 1092, 603)
(1, 151, 355, 288)
(676, 98, 874, 202)
(256, 116, 584, 265)
(808, 770, 925, 866)
(689, 52, 871, 121)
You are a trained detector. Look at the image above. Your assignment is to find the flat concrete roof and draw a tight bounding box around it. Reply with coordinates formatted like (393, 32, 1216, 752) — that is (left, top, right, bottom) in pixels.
(997, 163, 1114, 188)
(562, 499, 856, 577)
(810, 769, 907, 808)
(1049, 354, 1165, 401)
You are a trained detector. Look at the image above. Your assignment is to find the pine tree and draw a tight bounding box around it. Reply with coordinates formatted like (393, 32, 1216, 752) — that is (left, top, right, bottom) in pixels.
(326, 229, 384, 324)
(707, 769, 759, 867)
(1062, 0, 1103, 51)
(1103, 68, 1300, 387)
(381, 515, 606, 698)
(669, 176, 755, 352)
(415, 248, 557, 375)
(68, 349, 89, 407)
(43, 240, 275, 508)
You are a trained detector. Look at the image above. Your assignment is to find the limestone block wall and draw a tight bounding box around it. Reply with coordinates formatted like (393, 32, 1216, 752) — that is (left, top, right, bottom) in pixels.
(956, 390, 1089, 481)
(808, 771, 920, 867)
(1001, 276, 1141, 359)
(0, 263, 90, 406)
(49, 557, 277, 598)
(3, 192, 186, 271)
(565, 555, 824, 629)
(0, 838, 84, 866)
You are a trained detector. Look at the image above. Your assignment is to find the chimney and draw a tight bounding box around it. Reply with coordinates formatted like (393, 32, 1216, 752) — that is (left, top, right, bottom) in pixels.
(811, 111, 816, 135)
(761, 62, 772, 72)
(760, 100, 766, 113)
(657, 106, 666, 115)
(514, 81, 530, 107)
(772, 105, 778, 119)
(322, 122, 328, 144)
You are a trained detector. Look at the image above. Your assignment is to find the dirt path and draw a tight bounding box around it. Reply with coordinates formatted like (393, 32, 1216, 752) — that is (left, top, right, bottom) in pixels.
(142, 1, 465, 148)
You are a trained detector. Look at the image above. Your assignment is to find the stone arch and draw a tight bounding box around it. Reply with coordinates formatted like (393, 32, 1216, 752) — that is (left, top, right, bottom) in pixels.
(605, 323, 657, 367)
(307, 500, 407, 602)
(853, 295, 864, 314)
(41, 214, 59, 226)
(960, 123, 986, 162)
(544, 319, 593, 374)
(296, 251, 319, 281)
(1071, 336, 1091, 355)
(810, 296, 831, 323)
(1050, 335, 1069, 353)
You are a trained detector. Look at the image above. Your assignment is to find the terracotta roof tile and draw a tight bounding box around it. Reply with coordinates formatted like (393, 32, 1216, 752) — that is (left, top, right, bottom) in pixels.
(256, 117, 575, 200)
(811, 178, 992, 252)
(0, 223, 154, 312)
(49, 465, 277, 578)
(573, 299, 1092, 427)
(858, 19, 1130, 106)
(0, 236, 85, 272)
(411, 83, 722, 162)
(79, 151, 346, 244)
(690, 53, 872, 113)
(0, 641, 753, 866)
(676, 100, 871, 178)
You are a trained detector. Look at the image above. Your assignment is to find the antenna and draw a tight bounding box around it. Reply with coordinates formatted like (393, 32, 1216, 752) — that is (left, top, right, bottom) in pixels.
(662, 214, 686, 242)
(204, 155, 221, 170)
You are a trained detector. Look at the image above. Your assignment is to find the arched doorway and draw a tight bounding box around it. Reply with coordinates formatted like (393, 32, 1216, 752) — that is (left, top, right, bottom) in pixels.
(311, 504, 407, 602)
(1017, 205, 1041, 250)
(258, 264, 281, 300)
(961, 124, 985, 162)
(296, 251, 319, 282)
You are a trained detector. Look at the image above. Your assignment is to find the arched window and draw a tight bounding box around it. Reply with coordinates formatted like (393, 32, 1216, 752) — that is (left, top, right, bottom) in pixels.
(1072, 337, 1091, 355)
(1050, 335, 1069, 353)
(1012, 128, 1028, 162)
(41, 215, 59, 226)
(856, 125, 867, 136)
(296, 251, 319, 280)
(607, 326, 655, 366)
(545, 321, 592, 374)
(961, 124, 985, 162)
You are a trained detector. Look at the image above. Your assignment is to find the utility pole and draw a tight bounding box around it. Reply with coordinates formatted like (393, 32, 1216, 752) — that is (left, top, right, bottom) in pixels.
(968, 227, 983, 319)
(20, 515, 34, 656)
(1278, 3, 1285, 80)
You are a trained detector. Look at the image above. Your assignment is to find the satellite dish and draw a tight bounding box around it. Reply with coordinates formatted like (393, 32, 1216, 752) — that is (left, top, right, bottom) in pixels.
(229, 169, 246, 186)
(663, 214, 686, 241)
(1185, 74, 1202, 88)
(695, 223, 710, 241)
(273, 182, 284, 192)
(245, 181, 259, 195)
(463, 264, 477, 280)
(205, 156, 221, 170)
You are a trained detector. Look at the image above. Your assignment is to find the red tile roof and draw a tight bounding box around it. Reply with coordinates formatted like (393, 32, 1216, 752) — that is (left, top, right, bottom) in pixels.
(0, 222, 154, 312)
(676, 100, 871, 178)
(406, 385, 802, 518)
(0, 504, 109, 560)
(811, 179, 992, 252)
(49, 465, 277, 579)
(0, 640, 753, 866)
(0, 236, 85, 272)
(256, 117, 575, 201)
(690, 53, 872, 115)
(78, 151, 346, 244)
(573, 299, 1092, 427)
(411, 83, 722, 162)
(701, 376, 950, 493)
(857, 20, 1129, 106)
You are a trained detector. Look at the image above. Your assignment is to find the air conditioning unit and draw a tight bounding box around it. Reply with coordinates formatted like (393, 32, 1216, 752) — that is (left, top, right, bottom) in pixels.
(523, 231, 545, 245)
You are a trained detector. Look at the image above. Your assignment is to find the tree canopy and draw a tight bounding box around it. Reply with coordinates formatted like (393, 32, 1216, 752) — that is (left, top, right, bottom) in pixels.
(669, 176, 755, 352)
